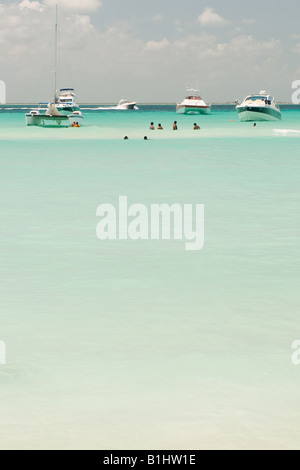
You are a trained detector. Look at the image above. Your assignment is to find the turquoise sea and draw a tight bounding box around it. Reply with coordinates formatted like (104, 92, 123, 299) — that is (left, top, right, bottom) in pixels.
(0, 104, 300, 450)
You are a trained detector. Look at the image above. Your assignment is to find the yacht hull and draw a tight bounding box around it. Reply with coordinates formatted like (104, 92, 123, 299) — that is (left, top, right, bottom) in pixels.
(176, 105, 211, 115)
(236, 106, 281, 122)
(56, 105, 82, 115)
(117, 105, 136, 110)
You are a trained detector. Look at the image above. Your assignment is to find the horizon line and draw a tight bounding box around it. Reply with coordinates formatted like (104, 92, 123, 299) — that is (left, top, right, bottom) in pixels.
(1, 102, 299, 106)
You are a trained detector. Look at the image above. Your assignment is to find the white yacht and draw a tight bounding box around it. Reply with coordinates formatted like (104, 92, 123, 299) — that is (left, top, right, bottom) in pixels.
(116, 99, 138, 110)
(176, 88, 211, 115)
(56, 88, 83, 116)
(236, 91, 281, 121)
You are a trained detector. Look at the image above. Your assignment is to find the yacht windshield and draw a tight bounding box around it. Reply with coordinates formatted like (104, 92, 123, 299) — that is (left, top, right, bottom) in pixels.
(246, 96, 267, 101)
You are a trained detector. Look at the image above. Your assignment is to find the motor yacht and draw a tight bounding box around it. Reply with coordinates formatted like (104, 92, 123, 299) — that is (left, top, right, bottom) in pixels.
(176, 88, 211, 114)
(236, 91, 281, 121)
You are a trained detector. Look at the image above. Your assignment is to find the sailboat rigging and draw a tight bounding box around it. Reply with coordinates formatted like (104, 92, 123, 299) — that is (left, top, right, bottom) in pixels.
(25, 6, 83, 127)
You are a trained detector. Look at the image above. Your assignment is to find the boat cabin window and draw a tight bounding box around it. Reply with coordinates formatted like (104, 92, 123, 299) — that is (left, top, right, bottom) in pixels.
(246, 95, 267, 101)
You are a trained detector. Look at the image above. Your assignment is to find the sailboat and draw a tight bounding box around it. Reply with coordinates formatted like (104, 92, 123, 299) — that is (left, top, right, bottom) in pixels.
(25, 6, 83, 127)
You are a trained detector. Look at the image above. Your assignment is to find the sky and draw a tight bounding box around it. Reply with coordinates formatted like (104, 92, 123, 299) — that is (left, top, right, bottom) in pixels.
(0, 0, 300, 103)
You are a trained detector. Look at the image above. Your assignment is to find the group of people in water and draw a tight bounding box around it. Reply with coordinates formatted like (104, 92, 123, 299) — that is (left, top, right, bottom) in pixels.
(123, 120, 202, 139)
(149, 121, 200, 130)
(72, 118, 201, 135)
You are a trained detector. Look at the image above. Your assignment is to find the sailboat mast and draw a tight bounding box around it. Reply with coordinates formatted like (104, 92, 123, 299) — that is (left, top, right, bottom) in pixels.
(54, 5, 58, 102)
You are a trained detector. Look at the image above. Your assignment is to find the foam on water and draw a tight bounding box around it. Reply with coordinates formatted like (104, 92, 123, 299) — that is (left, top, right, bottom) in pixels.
(273, 128, 300, 135)
(0, 106, 300, 450)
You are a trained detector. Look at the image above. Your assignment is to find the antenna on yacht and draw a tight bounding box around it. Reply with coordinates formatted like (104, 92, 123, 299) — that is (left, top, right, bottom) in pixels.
(54, 5, 58, 103)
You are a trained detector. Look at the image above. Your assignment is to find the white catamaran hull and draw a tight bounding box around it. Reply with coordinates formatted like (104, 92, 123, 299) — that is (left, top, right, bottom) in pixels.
(25, 111, 83, 127)
(25, 113, 70, 127)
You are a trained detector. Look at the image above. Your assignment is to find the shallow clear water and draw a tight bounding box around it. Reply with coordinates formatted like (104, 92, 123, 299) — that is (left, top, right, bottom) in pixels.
(0, 106, 300, 449)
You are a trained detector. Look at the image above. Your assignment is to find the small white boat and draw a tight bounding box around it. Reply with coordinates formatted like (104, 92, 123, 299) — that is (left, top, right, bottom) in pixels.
(236, 91, 281, 122)
(176, 88, 211, 115)
(116, 99, 138, 110)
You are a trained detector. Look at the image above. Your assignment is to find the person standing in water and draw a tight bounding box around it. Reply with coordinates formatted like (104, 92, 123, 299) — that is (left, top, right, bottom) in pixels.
(173, 121, 178, 130)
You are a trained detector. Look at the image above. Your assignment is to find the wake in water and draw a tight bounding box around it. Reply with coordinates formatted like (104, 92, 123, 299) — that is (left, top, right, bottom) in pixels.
(0, 107, 32, 110)
(273, 129, 300, 135)
(92, 106, 139, 111)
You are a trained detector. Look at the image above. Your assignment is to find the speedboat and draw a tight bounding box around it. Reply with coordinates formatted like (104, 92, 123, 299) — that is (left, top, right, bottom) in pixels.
(176, 88, 211, 114)
(236, 91, 281, 121)
(116, 99, 138, 110)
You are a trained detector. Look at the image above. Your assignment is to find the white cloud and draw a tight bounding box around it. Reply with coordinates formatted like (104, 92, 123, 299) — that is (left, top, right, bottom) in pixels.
(0, 2, 289, 102)
(242, 19, 257, 25)
(198, 8, 228, 27)
(174, 19, 183, 33)
(292, 43, 300, 54)
(226, 35, 282, 58)
(153, 14, 163, 23)
(19, 1, 44, 12)
(43, 0, 103, 13)
(145, 38, 170, 51)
